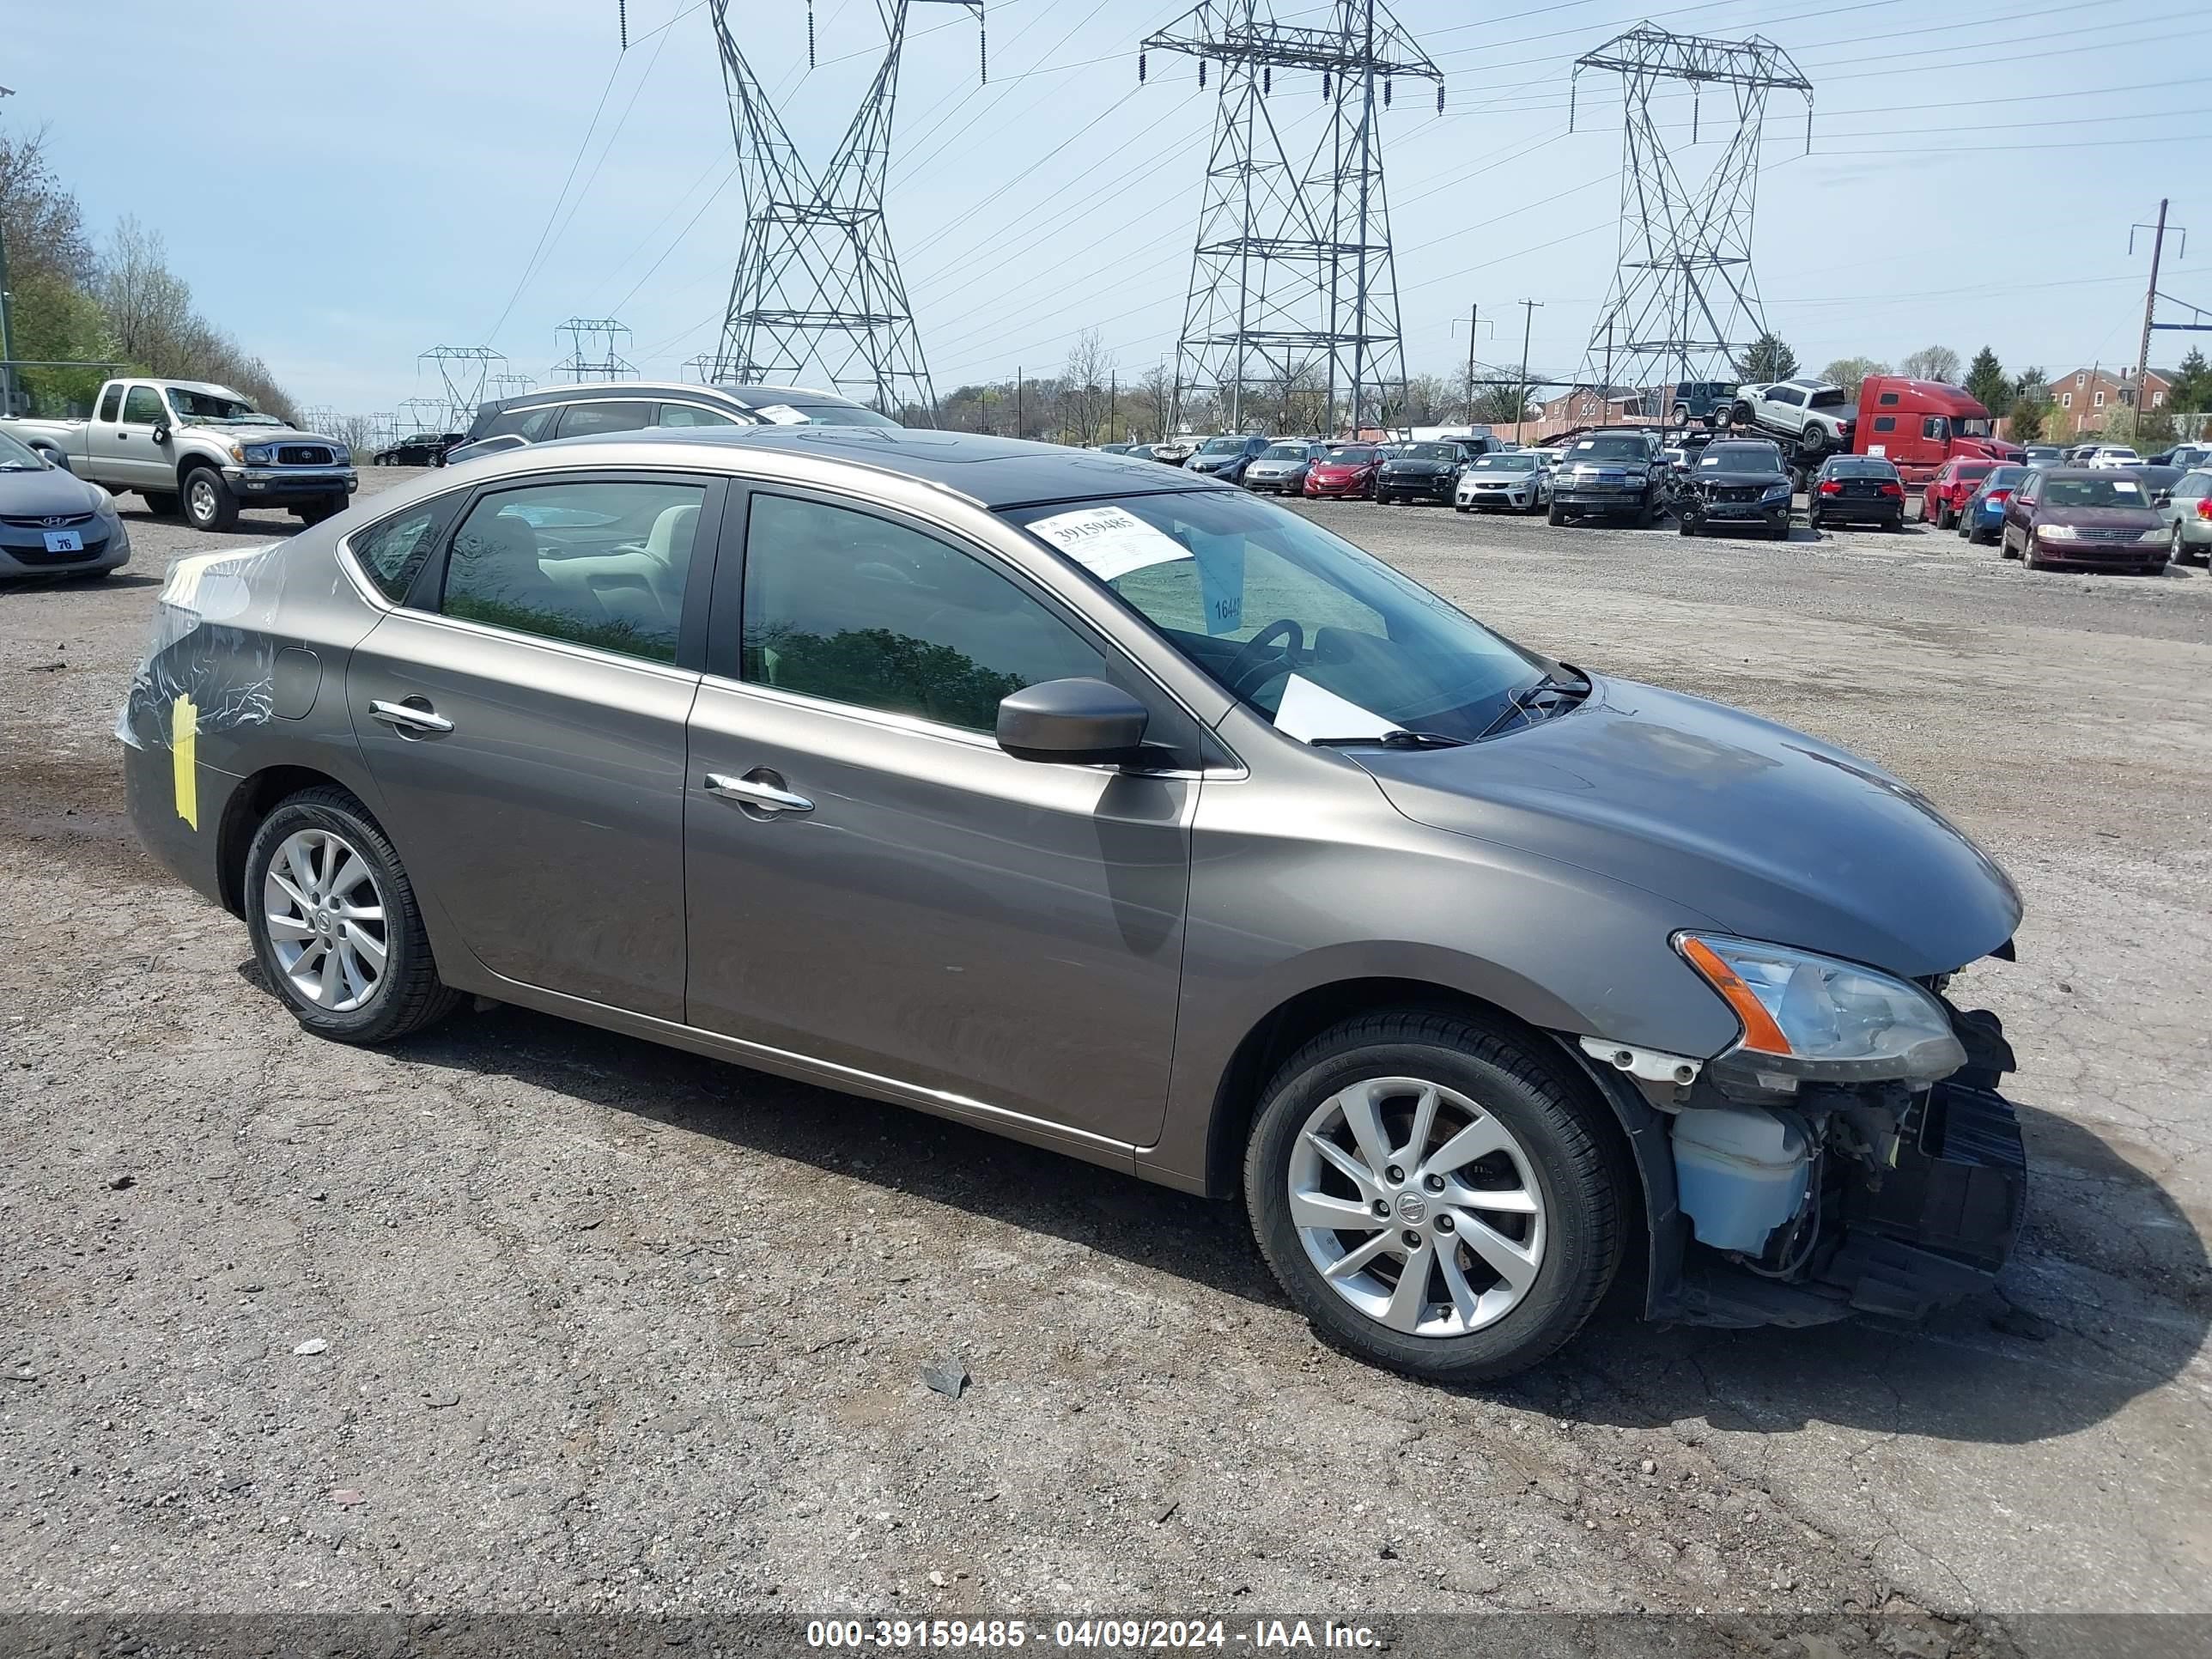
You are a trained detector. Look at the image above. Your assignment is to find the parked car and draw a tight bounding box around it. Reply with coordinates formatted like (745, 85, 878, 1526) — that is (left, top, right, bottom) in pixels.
(0, 377, 357, 530)
(1303, 444, 1385, 499)
(1185, 434, 1273, 484)
(0, 428, 133, 581)
(1728, 380, 1856, 453)
(117, 424, 2028, 1382)
(374, 433, 461, 468)
(2020, 445, 2064, 468)
(1455, 451, 1551, 514)
(1677, 439, 1794, 539)
(444, 382, 896, 466)
(2082, 445, 2142, 471)
(2000, 466, 2169, 572)
(2147, 442, 2211, 471)
(1922, 459, 1997, 529)
(1957, 465, 2030, 545)
(2155, 469, 2212, 565)
(1243, 441, 1329, 495)
(1805, 454, 1905, 532)
(1377, 441, 1476, 505)
(1547, 429, 1668, 526)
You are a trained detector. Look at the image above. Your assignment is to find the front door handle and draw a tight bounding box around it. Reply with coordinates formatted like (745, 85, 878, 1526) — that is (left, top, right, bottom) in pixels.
(370, 697, 454, 735)
(705, 772, 813, 815)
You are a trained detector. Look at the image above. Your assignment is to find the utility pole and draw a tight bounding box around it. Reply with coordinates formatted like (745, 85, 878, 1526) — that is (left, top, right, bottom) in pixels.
(1516, 300, 1541, 445)
(0, 83, 15, 417)
(1015, 366, 1024, 441)
(2133, 200, 2168, 444)
(1109, 369, 1118, 441)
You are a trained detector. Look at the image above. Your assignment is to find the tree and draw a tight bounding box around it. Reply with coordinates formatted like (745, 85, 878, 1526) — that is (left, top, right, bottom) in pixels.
(1473, 382, 1530, 425)
(1400, 372, 1449, 426)
(1735, 331, 1797, 381)
(1900, 344, 1962, 384)
(1060, 328, 1115, 446)
(0, 125, 98, 288)
(1964, 347, 2009, 414)
(1139, 363, 1174, 441)
(2167, 348, 2212, 420)
(1820, 356, 1889, 398)
(12, 270, 114, 413)
(2008, 367, 2051, 443)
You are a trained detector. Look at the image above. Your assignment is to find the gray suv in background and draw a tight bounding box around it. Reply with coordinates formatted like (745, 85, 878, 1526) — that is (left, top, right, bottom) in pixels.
(118, 427, 2027, 1381)
(442, 381, 898, 465)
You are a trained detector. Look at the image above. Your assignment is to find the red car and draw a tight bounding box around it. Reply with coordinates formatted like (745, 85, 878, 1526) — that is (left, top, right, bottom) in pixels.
(1304, 445, 1384, 499)
(1923, 458, 1996, 529)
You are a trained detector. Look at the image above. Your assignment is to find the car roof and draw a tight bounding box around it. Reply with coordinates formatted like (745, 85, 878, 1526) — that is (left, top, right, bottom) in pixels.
(483, 380, 865, 412)
(518, 425, 1241, 509)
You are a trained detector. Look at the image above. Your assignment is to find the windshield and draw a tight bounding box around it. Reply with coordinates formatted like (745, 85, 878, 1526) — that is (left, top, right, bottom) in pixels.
(1700, 444, 1780, 469)
(1983, 467, 2028, 490)
(0, 430, 45, 468)
(166, 386, 280, 426)
(1827, 459, 1896, 477)
(1471, 454, 1534, 472)
(1400, 443, 1459, 462)
(1200, 437, 1244, 455)
(1567, 436, 1649, 462)
(1007, 490, 1543, 744)
(1260, 444, 1305, 460)
(1324, 447, 1378, 464)
(2044, 476, 2151, 508)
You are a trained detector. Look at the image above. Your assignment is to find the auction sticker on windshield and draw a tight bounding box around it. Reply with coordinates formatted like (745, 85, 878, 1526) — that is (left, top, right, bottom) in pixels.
(1028, 505, 1193, 583)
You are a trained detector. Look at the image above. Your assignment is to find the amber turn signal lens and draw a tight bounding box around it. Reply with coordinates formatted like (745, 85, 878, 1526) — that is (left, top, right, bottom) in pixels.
(1680, 936, 1795, 1055)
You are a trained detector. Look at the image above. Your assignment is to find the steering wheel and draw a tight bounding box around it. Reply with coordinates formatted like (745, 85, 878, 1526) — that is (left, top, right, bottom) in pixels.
(1224, 617, 1305, 698)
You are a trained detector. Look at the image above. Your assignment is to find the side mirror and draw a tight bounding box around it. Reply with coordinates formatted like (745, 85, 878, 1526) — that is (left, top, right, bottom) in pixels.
(996, 678, 1149, 767)
(150, 425, 171, 445)
(42, 449, 70, 472)
(2153, 489, 2172, 507)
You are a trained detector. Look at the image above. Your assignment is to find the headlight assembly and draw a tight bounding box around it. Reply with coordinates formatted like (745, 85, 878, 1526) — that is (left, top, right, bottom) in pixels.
(242, 444, 275, 465)
(1676, 933, 1965, 1085)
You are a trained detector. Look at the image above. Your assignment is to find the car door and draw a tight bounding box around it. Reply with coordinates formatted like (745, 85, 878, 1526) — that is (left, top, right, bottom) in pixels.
(683, 486, 1199, 1148)
(344, 469, 722, 1021)
(100, 383, 167, 491)
(2004, 471, 2038, 550)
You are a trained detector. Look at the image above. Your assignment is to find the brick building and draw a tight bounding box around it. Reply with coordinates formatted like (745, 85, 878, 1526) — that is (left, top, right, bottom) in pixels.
(2050, 365, 2176, 436)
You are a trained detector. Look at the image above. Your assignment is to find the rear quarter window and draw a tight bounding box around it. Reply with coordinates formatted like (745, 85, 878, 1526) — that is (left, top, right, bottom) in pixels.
(347, 495, 462, 604)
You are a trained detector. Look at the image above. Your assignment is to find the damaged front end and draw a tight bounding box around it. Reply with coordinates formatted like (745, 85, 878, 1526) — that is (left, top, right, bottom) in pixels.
(1585, 938, 2027, 1330)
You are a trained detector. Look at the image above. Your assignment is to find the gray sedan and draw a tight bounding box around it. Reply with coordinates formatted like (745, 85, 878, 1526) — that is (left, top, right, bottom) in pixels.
(1243, 441, 1328, 495)
(118, 426, 2027, 1380)
(0, 428, 132, 580)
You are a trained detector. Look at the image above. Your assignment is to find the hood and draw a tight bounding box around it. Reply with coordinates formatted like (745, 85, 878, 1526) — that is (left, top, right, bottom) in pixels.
(0, 463, 109, 516)
(1313, 460, 1374, 477)
(2039, 504, 2163, 529)
(1352, 676, 2021, 979)
(1383, 459, 1455, 475)
(185, 422, 339, 447)
(1692, 466, 1789, 488)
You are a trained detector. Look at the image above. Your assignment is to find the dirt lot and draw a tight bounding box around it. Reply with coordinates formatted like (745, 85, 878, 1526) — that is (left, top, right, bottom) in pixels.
(3, 471, 2209, 1647)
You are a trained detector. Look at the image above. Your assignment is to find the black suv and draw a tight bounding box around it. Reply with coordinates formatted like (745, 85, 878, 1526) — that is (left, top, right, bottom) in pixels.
(1547, 428, 1670, 527)
(442, 382, 897, 466)
(1678, 438, 1794, 539)
(373, 432, 462, 467)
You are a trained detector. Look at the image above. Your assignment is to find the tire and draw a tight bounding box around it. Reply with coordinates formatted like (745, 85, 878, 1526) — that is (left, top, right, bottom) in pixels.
(2023, 532, 2044, 569)
(243, 787, 460, 1045)
(298, 494, 346, 526)
(2001, 530, 2020, 561)
(1455, 504, 1470, 514)
(1678, 516, 1697, 537)
(141, 489, 179, 517)
(1807, 509, 1822, 532)
(181, 465, 239, 532)
(1243, 1009, 1631, 1382)
(1632, 495, 1656, 529)
(2174, 525, 2194, 566)
(1547, 501, 1568, 526)
(1770, 516, 1791, 541)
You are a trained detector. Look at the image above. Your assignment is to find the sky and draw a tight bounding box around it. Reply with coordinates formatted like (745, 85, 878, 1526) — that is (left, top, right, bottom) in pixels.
(8, 0, 2208, 420)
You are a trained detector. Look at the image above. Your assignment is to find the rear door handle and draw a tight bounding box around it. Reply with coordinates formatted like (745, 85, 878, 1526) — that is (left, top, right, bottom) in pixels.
(369, 698, 454, 735)
(704, 772, 813, 815)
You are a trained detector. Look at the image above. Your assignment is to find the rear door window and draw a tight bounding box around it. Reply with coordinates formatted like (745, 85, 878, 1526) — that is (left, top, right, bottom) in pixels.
(657, 404, 740, 428)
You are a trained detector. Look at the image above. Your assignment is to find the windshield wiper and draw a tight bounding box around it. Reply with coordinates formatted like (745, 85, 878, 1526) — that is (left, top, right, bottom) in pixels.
(1310, 728, 1468, 750)
(1474, 671, 1589, 741)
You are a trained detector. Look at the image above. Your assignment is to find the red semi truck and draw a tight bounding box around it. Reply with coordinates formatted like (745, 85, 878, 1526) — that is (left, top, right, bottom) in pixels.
(1727, 375, 2023, 490)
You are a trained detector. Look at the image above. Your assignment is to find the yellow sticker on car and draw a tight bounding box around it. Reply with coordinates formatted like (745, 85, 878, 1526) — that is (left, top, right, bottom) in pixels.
(172, 694, 198, 830)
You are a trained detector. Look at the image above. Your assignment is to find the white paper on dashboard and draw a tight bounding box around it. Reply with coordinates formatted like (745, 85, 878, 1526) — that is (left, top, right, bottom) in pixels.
(1026, 505, 1194, 583)
(1273, 673, 1398, 743)
(751, 404, 810, 426)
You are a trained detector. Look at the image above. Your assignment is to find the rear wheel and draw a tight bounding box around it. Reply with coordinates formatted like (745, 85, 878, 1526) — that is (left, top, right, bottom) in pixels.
(1244, 1010, 1630, 1382)
(243, 787, 459, 1045)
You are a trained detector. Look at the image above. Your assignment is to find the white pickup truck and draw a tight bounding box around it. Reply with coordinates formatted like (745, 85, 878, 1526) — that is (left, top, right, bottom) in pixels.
(0, 376, 356, 532)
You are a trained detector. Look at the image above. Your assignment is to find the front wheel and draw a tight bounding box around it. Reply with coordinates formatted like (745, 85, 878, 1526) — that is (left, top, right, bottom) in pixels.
(1243, 1010, 1630, 1382)
(182, 466, 239, 532)
(243, 787, 459, 1044)
(1547, 501, 1568, 526)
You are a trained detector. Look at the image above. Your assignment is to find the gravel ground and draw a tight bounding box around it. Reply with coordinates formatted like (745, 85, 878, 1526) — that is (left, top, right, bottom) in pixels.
(2, 472, 2208, 1649)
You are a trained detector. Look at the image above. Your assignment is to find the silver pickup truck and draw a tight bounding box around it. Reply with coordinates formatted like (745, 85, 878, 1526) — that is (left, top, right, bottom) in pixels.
(0, 377, 356, 532)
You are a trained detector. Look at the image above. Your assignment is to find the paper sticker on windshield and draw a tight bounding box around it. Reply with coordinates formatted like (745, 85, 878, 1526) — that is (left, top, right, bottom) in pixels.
(1188, 530, 1245, 636)
(1573, 440, 1596, 450)
(1028, 505, 1192, 584)
(1273, 674, 1396, 743)
(2112, 479, 2141, 493)
(751, 404, 809, 425)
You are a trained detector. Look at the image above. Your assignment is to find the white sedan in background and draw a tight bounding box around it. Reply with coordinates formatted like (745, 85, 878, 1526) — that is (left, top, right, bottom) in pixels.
(1455, 450, 1553, 514)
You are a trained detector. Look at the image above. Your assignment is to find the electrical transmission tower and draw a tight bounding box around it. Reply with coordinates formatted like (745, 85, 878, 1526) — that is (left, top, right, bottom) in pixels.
(1571, 26, 1811, 404)
(709, 0, 984, 421)
(489, 372, 538, 399)
(419, 345, 506, 428)
(1142, 0, 1441, 436)
(398, 396, 450, 436)
(553, 318, 638, 382)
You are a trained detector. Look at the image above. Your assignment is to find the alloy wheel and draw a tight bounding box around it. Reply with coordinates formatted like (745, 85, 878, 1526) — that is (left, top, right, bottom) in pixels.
(261, 828, 388, 1012)
(1287, 1075, 1546, 1338)
(187, 477, 218, 525)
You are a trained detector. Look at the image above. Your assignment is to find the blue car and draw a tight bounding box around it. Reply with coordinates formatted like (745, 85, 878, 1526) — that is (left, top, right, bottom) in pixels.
(1960, 464, 2032, 546)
